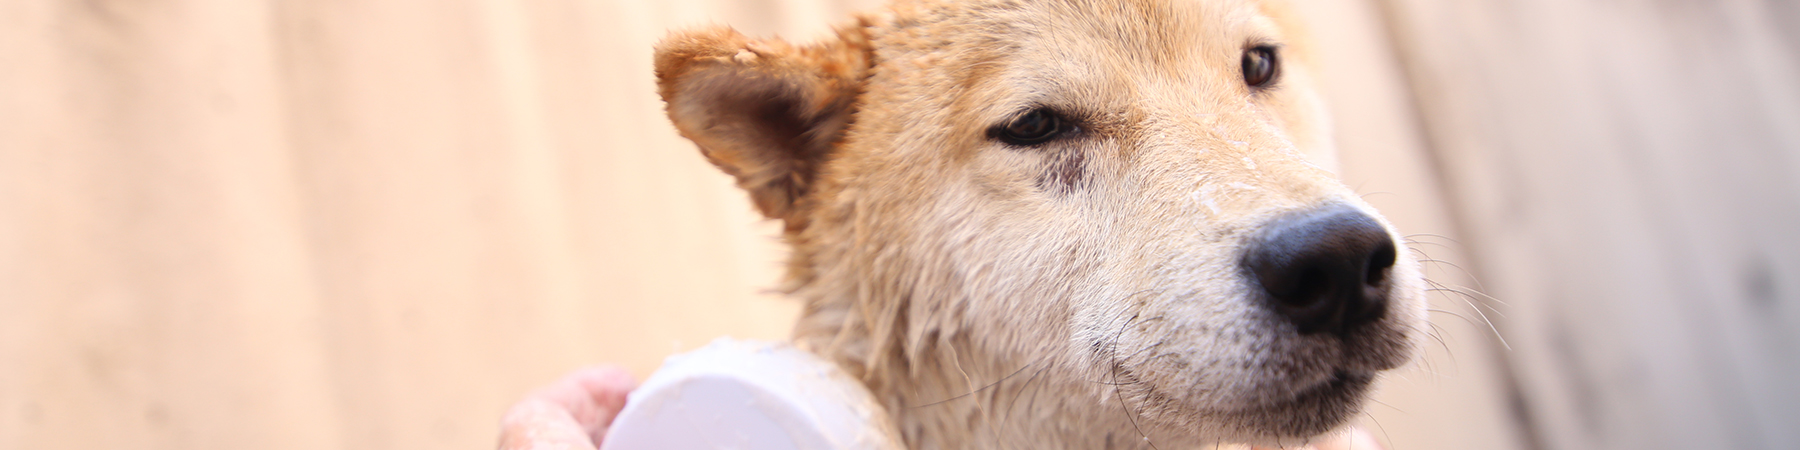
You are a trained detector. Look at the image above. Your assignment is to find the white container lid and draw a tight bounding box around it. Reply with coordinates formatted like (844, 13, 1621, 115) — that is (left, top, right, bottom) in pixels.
(599, 338, 904, 450)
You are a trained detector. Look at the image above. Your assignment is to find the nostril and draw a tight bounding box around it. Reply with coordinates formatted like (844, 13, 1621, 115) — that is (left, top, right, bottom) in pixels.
(1293, 266, 1330, 301)
(1262, 265, 1333, 310)
(1365, 242, 1396, 286)
(1243, 205, 1397, 335)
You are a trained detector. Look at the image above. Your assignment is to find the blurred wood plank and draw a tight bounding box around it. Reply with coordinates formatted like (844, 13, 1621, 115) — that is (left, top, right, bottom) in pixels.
(1, 0, 344, 447)
(1375, 0, 1800, 448)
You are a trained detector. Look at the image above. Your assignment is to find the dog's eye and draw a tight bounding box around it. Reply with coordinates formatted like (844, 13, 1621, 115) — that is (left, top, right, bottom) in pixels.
(992, 108, 1070, 146)
(1242, 45, 1280, 89)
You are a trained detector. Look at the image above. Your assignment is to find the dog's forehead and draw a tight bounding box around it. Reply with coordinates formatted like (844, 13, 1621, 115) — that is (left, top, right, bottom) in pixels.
(875, 0, 1289, 119)
(856, 0, 1304, 163)
(1032, 0, 1282, 55)
(882, 0, 1284, 69)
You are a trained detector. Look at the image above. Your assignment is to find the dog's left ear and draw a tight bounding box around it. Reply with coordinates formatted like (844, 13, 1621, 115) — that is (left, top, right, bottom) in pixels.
(655, 21, 873, 223)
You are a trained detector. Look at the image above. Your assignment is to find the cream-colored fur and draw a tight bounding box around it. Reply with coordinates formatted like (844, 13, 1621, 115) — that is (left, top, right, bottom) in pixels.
(654, 1, 1425, 448)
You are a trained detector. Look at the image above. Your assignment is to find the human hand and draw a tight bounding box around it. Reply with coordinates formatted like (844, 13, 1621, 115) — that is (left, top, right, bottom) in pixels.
(497, 366, 637, 450)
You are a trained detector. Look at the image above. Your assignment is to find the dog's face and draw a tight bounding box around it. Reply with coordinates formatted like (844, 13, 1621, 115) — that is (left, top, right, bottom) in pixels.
(656, 0, 1424, 446)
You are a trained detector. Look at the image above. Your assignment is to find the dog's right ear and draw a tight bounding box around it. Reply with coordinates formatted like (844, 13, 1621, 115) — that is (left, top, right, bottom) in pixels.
(655, 22, 873, 223)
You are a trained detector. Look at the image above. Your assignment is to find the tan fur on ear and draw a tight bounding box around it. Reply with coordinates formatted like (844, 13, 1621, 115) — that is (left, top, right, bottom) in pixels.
(654, 21, 874, 225)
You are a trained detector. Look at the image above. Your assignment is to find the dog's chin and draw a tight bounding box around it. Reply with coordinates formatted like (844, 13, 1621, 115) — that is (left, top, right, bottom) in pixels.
(1206, 370, 1375, 445)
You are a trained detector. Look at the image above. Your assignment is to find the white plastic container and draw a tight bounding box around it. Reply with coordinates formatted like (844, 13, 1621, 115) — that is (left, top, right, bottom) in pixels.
(599, 338, 904, 450)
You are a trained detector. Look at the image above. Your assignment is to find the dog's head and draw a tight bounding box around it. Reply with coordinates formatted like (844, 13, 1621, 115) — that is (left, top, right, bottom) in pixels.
(655, 0, 1424, 446)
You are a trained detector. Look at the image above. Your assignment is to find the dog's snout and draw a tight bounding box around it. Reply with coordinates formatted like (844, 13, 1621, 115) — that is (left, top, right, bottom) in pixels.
(1244, 205, 1397, 335)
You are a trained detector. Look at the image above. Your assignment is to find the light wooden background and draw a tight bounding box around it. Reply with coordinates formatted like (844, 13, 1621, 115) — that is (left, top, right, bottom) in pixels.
(2, 0, 1793, 449)
(1377, 1, 1800, 449)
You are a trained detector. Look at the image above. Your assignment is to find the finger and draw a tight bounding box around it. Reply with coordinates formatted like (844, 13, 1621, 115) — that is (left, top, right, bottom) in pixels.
(560, 366, 637, 442)
(498, 398, 599, 450)
(507, 366, 637, 449)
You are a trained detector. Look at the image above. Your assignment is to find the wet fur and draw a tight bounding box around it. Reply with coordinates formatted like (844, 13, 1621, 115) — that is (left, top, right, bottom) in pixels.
(654, 0, 1426, 448)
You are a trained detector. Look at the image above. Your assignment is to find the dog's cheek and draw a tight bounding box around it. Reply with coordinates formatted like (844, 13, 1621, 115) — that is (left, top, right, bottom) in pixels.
(921, 185, 1097, 352)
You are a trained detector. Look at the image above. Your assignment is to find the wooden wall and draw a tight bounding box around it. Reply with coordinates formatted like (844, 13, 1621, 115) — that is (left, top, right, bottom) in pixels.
(2, 0, 1791, 449)
(1377, 0, 1800, 448)
(1, 0, 875, 448)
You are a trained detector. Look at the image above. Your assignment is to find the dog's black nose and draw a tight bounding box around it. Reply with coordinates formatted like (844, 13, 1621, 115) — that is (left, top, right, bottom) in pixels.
(1243, 205, 1397, 335)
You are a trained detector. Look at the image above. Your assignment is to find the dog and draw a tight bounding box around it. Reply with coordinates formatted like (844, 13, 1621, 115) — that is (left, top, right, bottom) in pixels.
(653, 0, 1425, 447)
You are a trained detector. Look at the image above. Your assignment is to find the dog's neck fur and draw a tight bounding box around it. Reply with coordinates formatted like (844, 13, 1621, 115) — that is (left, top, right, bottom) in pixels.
(791, 288, 1152, 449)
(783, 205, 1182, 449)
